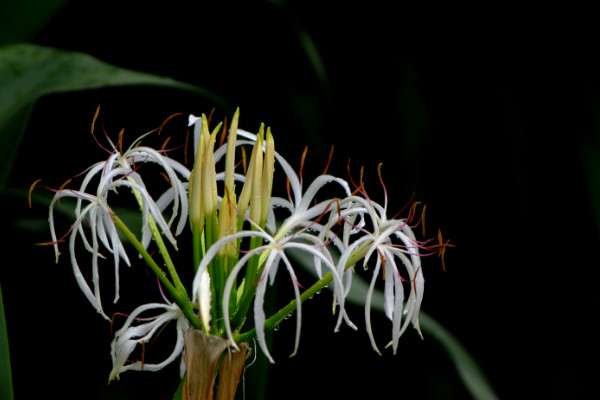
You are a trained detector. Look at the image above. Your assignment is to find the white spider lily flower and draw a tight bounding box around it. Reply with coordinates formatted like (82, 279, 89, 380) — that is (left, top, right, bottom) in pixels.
(109, 300, 189, 381)
(192, 225, 349, 363)
(45, 124, 191, 316)
(48, 166, 180, 317)
(337, 194, 426, 355)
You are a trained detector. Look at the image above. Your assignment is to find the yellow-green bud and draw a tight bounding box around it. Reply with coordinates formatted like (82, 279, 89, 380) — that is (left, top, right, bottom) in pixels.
(249, 125, 264, 225)
(260, 127, 275, 227)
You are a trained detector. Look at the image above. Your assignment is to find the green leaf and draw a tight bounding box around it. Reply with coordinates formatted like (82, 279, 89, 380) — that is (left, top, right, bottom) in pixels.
(290, 248, 499, 400)
(172, 376, 184, 400)
(0, 283, 14, 400)
(0, 43, 226, 191)
(418, 312, 499, 400)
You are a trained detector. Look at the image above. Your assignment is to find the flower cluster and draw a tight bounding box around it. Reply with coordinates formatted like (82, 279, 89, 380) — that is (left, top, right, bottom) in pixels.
(37, 108, 450, 394)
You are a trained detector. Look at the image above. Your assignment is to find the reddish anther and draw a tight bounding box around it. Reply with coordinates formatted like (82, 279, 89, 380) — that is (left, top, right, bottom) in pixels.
(323, 145, 334, 175)
(219, 115, 228, 147)
(28, 179, 42, 208)
(157, 112, 182, 136)
(299, 146, 308, 184)
(160, 136, 172, 152)
(91, 105, 101, 136)
(184, 130, 190, 165)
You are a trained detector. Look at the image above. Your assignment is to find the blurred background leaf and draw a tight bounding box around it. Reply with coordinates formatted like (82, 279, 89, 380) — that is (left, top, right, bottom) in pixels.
(0, 43, 226, 191)
(290, 248, 499, 400)
(0, 283, 14, 400)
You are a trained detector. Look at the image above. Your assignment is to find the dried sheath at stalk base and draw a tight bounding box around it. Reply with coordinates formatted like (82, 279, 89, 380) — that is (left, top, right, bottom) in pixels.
(215, 341, 251, 400)
(182, 329, 251, 400)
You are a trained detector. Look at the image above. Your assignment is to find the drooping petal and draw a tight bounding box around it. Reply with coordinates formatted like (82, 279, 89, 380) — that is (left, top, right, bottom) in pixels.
(253, 250, 280, 363)
(198, 269, 212, 333)
(109, 302, 188, 381)
(364, 253, 383, 355)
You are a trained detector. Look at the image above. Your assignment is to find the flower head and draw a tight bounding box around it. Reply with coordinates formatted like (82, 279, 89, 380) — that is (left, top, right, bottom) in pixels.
(191, 127, 359, 362)
(109, 300, 189, 381)
(39, 108, 451, 391)
(334, 166, 433, 354)
(44, 114, 190, 317)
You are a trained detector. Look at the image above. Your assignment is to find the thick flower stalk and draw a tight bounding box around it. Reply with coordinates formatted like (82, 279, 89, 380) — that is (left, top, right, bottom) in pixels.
(37, 107, 451, 399)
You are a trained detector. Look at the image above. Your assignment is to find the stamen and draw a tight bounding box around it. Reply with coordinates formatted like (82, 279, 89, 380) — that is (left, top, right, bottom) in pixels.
(392, 193, 416, 219)
(241, 146, 248, 175)
(377, 163, 387, 196)
(160, 172, 171, 186)
(58, 178, 72, 191)
(207, 107, 216, 128)
(359, 166, 365, 192)
(421, 205, 427, 236)
(89, 106, 113, 154)
(158, 113, 182, 136)
(412, 267, 421, 296)
(346, 160, 366, 196)
(28, 179, 41, 208)
(438, 229, 454, 271)
(91, 105, 101, 135)
(409, 202, 422, 224)
(346, 160, 358, 194)
(118, 129, 124, 155)
(56, 178, 73, 207)
(426, 229, 455, 271)
(299, 146, 308, 184)
(160, 136, 172, 152)
(323, 145, 334, 175)
(141, 341, 146, 370)
(184, 130, 190, 165)
(219, 115, 228, 147)
(110, 312, 130, 334)
(35, 240, 65, 246)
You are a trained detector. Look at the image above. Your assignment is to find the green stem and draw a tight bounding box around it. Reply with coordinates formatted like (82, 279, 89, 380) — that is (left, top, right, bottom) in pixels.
(204, 214, 223, 333)
(127, 178, 187, 297)
(234, 271, 333, 343)
(146, 214, 187, 297)
(112, 215, 202, 330)
(234, 239, 371, 343)
(192, 225, 204, 272)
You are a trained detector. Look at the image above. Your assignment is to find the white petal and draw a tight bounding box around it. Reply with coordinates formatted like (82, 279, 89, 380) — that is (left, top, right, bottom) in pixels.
(198, 269, 212, 332)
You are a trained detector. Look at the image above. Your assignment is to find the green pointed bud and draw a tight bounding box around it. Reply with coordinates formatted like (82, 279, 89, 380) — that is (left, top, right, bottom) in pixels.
(224, 108, 239, 195)
(217, 190, 237, 259)
(249, 124, 264, 225)
(202, 117, 222, 217)
(260, 127, 275, 227)
(238, 124, 264, 218)
(189, 116, 207, 234)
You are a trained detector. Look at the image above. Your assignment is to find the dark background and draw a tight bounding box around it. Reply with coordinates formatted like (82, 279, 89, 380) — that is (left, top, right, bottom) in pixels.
(2, 1, 600, 398)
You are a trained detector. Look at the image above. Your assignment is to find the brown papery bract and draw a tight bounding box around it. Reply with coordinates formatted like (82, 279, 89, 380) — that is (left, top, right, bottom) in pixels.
(182, 329, 251, 400)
